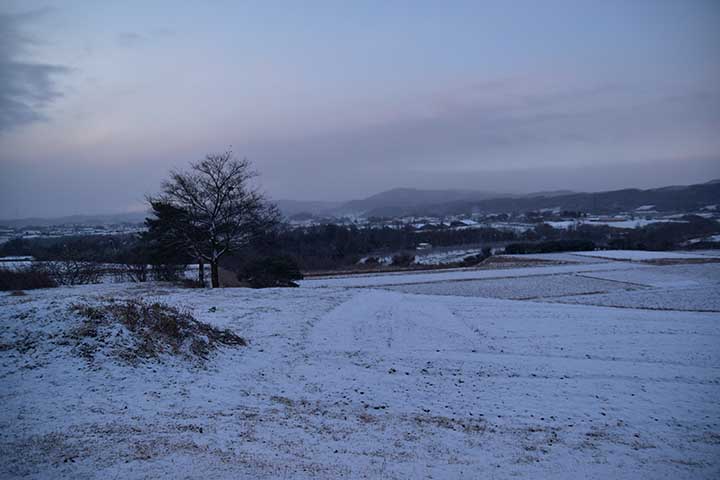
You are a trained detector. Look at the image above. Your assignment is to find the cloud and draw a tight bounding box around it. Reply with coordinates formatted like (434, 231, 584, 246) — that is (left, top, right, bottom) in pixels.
(254, 79, 720, 168)
(117, 28, 175, 48)
(241, 77, 719, 200)
(0, 9, 70, 133)
(117, 31, 145, 47)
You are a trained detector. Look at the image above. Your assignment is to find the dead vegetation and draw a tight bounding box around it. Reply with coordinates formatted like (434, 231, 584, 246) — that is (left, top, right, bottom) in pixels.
(413, 414, 487, 433)
(641, 257, 720, 265)
(0, 334, 38, 354)
(67, 299, 246, 365)
(481, 255, 566, 268)
(0, 266, 56, 291)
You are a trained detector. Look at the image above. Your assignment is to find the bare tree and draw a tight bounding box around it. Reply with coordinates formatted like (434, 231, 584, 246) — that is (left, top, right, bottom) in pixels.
(150, 150, 279, 288)
(43, 259, 103, 285)
(118, 261, 150, 283)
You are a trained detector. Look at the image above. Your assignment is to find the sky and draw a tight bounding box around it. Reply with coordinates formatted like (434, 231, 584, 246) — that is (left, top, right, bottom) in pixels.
(0, 0, 719, 218)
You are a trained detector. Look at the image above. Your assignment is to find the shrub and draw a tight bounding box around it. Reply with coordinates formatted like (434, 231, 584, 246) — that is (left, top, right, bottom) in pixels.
(44, 260, 103, 285)
(504, 240, 595, 255)
(391, 252, 415, 267)
(69, 299, 246, 364)
(0, 266, 56, 291)
(460, 247, 493, 267)
(178, 278, 205, 289)
(119, 262, 150, 283)
(118, 244, 188, 283)
(151, 263, 187, 282)
(238, 255, 303, 288)
(461, 254, 485, 266)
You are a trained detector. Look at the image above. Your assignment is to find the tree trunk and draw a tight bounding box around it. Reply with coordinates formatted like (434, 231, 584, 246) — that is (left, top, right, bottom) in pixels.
(198, 258, 205, 287)
(210, 261, 220, 288)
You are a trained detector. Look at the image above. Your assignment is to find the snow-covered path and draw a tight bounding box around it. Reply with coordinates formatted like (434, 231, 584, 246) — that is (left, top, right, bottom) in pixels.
(2, 274, 719, 479)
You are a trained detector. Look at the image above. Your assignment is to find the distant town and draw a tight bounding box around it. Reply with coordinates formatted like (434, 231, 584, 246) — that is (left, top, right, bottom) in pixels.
(2, 199, 717, 247)
(0, 222, 146, 245)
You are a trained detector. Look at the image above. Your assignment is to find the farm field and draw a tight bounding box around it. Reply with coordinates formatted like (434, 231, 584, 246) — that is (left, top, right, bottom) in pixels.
(1, 251, 719, 479)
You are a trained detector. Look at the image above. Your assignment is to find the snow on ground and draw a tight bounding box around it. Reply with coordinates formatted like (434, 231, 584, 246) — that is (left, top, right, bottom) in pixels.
(584, 219, 688, 228)
(2, 251, 720, 479)
(359, 248, 497, 267)
(381, 260, 720, 312)
(387, 274, 640, 299)
(547, 285, 720, 312)
(571, 250, 711, 261)
(546, 219, 687, 230)
(300, 261, 645, 289)
(413, 248, 486, 265)
(575, 263, 720, 288)
(545, 220, 581, 229)
(502, 252, 612, 264)
(686, 236, 720, 245)
(0, 257, 34, 270)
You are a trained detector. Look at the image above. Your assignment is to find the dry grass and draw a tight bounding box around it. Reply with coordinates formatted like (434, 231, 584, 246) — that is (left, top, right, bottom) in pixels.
(68, 299, 246, 364)
(641, 257, 720, 266)
(0, 267, 56, 291)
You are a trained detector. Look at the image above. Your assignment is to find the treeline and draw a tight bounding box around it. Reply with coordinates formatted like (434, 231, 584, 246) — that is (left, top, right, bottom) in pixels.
(606, 216, 719, 250)
(2, 215, 718, 274)
(0, 223, 523, 272)
(0, 234, 149, 263)
(504, 240, 596, 255)
(239, 224, 520, 270)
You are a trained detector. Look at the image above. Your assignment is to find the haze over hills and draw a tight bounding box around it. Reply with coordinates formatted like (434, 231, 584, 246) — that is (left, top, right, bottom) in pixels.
(279, 180, 719, 219)
(272, 200, 344, 217)
(334, 188, 508, 216)
(0, 212, 149, 229)
(279, 188, 585, 218)
(2, 180, 718, 228)
(359, 180, 720, 218)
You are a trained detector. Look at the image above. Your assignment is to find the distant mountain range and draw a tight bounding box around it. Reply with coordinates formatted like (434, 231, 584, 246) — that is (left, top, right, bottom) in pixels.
(277, 188, 578, 218)
(3, 180, 718, 228)
(0, 211, 149, 228)
(337, 188, 504, 215)
(273, 200, 344, 217)
(410, 180, 720, 218)
(278, 180, 720, 219)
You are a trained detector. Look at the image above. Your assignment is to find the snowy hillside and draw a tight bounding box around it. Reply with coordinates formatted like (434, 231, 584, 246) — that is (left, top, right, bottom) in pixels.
(2, 251, 719, 479)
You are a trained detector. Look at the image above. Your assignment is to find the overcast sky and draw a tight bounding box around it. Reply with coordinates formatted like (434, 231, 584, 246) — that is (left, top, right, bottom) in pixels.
(1, 1, 719, 218)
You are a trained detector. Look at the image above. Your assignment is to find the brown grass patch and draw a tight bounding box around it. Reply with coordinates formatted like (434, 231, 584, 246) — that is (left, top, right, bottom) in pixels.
(68, 299, 246, 365)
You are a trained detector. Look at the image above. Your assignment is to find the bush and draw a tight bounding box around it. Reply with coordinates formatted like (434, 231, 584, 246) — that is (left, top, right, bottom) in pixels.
(118, 262, 150, 283)
(69, 299, 246, 364)
(460, 247, 493, 266)
(0, 266, 57, 291)
(151, 263, 187, 282)
(504, 240, 595, 255)
(178, 278, 205, 289)
(363, 256, 381, 265)
(391, 252, 415, 267)
(461, 254, 485, 266)
(44, 260, 103, 285)
(238, 255, 303, 288)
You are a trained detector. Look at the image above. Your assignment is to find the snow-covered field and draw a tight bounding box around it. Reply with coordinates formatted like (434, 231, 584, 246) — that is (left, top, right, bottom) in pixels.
(414, 248, 486, 265)
(571, 250, 712, 261)
(545, 218, 689, 230)
(2, 251, 719, 479)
